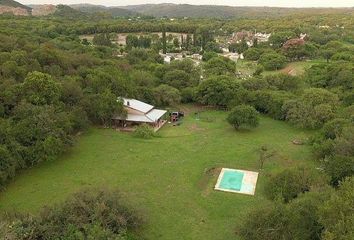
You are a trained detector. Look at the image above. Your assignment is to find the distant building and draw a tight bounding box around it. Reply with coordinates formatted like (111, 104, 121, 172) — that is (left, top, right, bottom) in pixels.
(282, 38, 305, 50)
(221, 52, 240, 62)
(222, 47, 229, 53)
(300, 33, 307, 40)
(229, 31, 271, 46)
(254, 32, 271, 42)
(191, 54, 202, 60)
(163, 55, 172, 63)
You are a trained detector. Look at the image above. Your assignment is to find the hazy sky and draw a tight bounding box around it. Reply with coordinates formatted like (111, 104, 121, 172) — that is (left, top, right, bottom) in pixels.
(18, 1, 354, 8)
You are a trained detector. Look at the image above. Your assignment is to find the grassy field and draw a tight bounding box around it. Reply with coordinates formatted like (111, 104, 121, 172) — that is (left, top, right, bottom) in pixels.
(0, 106, 315, 240)
(263, 59, 326, 76)
(236, 59, 326, 77)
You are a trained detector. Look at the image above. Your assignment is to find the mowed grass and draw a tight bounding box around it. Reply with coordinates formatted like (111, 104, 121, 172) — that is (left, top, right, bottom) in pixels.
(0, 107, 315, 240)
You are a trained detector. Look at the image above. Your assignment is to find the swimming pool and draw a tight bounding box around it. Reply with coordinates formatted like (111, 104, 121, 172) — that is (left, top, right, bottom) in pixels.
(219, 170, 244, 191)
(215, 168, 258, 195)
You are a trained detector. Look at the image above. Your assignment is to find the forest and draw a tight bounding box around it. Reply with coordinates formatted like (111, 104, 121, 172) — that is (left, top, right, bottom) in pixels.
(0, 6, 353, 240)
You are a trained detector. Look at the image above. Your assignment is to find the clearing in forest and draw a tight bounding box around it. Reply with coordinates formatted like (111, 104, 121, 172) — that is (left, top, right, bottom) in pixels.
(0, 105, 314, 240)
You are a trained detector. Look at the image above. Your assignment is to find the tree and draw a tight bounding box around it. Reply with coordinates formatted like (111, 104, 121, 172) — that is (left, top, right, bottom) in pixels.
(250, 90, 294, 120)
(265, 168, 312, 203)
(229, 40, 248, 53)
(0, 145, 16, 187)
(319, 177, 354, 240)
(258, 145, 275, 169)
(204, 56, 236, 76)
(162, 30, 167, 54)
(92, 33, 112, 47)
(153, 84, 181, 106)
(173, 38, 180, 48)
(11, 102, 72, 166)
(239, 191, 329, 240)
(138, 35, 152, 48)
(81, 38, 90, 46)
(324, 127, 354, 185)
(162, 69, 191, 90)
(244, 47, 262, 61)
(239, 203, 293, 240)
(227, 105, 259, 130)
(204, 41, 222, 53)
(320, 41, 347, 63)
(126, 34, 139, 49)
(269, 31, 296, 48)
(196, 75, 243, 107)
(84, 90, 124, 125)
(284, 88, 339, 129)
(21, 71, 61, 105)
(282, 38, 306, 60)
(202, 51, 218, 61)
(259, 52, 287, 70)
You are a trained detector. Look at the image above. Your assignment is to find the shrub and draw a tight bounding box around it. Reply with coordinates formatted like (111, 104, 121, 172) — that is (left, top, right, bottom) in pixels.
(134, 124, 155, 139)
(227, 105, 259, 130)
(265, 168, 312, 203)
(0, 188, 142, 239)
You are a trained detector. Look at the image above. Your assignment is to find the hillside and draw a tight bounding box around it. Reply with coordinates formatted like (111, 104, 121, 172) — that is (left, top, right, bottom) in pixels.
(29, 4, 89, 18)
(30, 4, 56, 16)
(0, 0, 31, 15)
(70, 4, 138, 17)
(121, 3, 354, 18)
(0, 0, 30, 10)
(52, 4, 88, 18)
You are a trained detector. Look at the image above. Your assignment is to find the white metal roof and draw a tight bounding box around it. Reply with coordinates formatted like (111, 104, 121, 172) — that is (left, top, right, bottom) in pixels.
(121, 98, 154, 114)
(125, 114, 154, 123)
(114, 109, 166, 123)
(114, 98, 166, 123)
(146, 109, 167, 122)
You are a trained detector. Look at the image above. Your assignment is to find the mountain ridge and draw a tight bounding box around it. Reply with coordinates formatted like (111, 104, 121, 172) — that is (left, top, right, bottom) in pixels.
(119, 3, 354, 18)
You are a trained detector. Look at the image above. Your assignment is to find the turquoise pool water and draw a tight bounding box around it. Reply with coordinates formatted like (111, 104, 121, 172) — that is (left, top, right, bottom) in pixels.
(219, 170, 244, 191)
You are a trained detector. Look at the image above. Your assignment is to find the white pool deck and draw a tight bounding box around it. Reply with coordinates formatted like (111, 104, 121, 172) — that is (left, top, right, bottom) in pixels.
(214, 168, 259, 195)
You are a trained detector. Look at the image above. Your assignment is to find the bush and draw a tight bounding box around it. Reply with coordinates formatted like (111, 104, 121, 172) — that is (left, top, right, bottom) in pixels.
(227, 105, 259, 130)
(239, 191, 330, 240)
(265, 168, 312, 203)
(134, 124, 155, 139)
(0, 188, 142, 239)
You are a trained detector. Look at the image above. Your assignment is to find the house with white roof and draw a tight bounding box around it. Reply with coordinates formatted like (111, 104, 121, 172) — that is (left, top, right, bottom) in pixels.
(113, 98, 167, 131)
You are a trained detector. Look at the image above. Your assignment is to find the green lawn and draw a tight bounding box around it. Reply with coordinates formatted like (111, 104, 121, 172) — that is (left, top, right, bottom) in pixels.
(0, 107, 315, 240)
